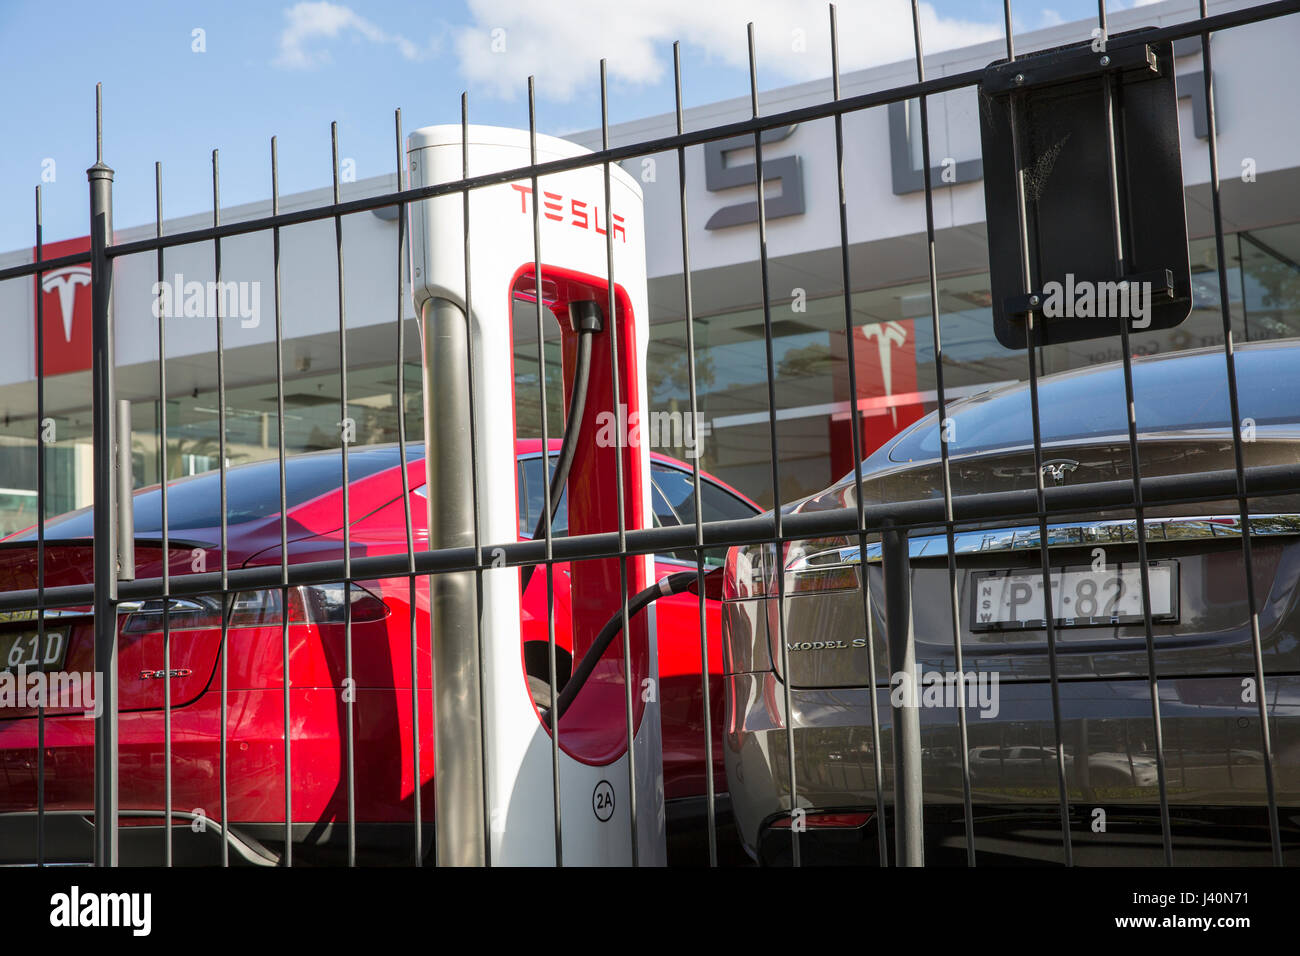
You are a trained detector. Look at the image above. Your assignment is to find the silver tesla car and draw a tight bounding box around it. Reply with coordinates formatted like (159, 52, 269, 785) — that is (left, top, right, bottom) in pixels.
(721, 340, 1300, 865)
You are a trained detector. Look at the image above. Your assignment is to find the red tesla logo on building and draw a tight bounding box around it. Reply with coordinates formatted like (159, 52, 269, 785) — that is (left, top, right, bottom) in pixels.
(34, 236, 93, 376)
(829, 318, 924, 478)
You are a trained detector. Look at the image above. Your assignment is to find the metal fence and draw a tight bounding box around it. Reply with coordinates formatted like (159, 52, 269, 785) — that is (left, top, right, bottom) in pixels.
(1, 0, 1297, 867)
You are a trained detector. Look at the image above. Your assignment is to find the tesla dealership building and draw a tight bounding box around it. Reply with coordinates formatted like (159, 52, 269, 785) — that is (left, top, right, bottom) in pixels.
(0, 0, 1296, 533)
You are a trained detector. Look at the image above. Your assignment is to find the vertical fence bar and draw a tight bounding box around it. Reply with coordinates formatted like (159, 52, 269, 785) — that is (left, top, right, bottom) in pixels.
(908, 0, 977, 866)
(746, 22, 800, 867)
(34, 185, 46, 868)
(1000, 0, 1075, 866)
(88, 82, 119, 867)
(598, 59, 640, 867)
(392, 108, 422, 867)
(211, 148, 231, 869)
(329, 123, 358, 867)
(828, 6, 890, 867)
(882, 527, 923, 865)
(1197, 0, 1283, 865)
(524, 77, 564, 867)
(270, 136, 292, 867)
(154, 162, 174, 868)
(671, 41, 719, 868)
(1096, 0, 1174, 865)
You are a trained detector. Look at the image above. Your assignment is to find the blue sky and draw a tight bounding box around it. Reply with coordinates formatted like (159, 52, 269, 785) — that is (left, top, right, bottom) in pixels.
(0, 0, 1132, 251)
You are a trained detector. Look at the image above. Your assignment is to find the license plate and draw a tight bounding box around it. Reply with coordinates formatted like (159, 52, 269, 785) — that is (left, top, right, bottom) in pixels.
(970, 562, 1178, 631)
(0, 628, 69, 672)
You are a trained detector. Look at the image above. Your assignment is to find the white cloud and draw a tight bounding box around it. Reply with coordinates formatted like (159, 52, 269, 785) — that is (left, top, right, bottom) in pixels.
(274, 2, 427, 70)
(453, 0, 1004, 100)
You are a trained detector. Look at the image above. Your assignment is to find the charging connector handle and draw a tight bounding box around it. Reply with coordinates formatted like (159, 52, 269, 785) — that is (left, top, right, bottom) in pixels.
(544, 570, 697, 727)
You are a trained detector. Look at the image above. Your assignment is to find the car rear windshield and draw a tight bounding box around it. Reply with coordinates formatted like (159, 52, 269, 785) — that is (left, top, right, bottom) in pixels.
(24, 445, 409, 541)
(888, 344, 1300, 462)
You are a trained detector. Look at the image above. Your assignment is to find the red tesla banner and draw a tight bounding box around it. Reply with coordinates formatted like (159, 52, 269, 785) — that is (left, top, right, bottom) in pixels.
(34, 236, 93, 376)
(828, 318, 925, 480)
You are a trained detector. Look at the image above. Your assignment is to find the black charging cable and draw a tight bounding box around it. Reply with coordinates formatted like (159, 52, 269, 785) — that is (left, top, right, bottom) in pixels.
(542, 570, 700, 727)
(520, 299, 602, 593)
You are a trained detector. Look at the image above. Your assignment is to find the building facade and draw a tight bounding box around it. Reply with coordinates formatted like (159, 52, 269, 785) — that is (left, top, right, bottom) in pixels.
(0, 0, 1295, 533)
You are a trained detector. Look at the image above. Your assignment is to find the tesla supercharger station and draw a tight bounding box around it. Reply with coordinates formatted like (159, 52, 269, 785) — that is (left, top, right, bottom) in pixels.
(407, 125, 664, 866)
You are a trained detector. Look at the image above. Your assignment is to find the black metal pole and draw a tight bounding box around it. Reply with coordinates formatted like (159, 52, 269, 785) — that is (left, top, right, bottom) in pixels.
(116, 400, 134, 581)
(425, 297, 486, 866)
(88, 84, 119, 867)
(882, 527, 923, 866)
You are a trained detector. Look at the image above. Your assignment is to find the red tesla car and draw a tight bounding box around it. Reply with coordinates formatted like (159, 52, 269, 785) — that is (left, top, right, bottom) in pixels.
(0, 440, 758, 864)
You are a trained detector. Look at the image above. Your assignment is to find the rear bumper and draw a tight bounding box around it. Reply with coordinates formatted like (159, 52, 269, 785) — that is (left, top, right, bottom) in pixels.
(750, 804, 1300, 866)
(0, 684, 436, 863)
(0, 812, 433, 866)
(0, 810, 281, 866)
(725, 672, 1300, 865)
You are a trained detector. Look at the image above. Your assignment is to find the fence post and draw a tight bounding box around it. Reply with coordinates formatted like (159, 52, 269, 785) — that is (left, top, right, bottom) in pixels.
(882, 526, 924, 865)
(423, 296, 486, 866)
(88, 131, 119, 867)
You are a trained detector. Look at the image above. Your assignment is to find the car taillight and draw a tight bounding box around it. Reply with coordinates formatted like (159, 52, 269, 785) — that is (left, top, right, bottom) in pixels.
(298, 583, 389, 624)
(769, 810, 873, 830)
(724, 539, 861, 599)
(119, 595, 227, 633)
(783, 538, 862, 594)
(227, 588, 308, 627)
(120, 584, 387, 634)
(723, 543, 773, 600)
